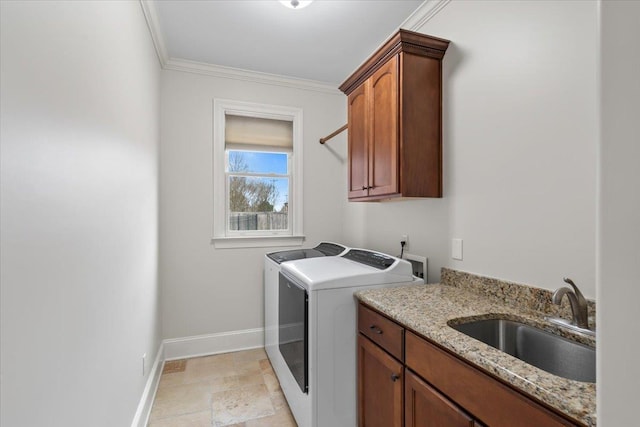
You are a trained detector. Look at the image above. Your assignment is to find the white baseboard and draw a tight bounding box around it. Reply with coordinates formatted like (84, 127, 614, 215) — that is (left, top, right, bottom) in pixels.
(130, 327, 264, 426)
(163, 327, 265, 361)
(131, 342, 164, 427)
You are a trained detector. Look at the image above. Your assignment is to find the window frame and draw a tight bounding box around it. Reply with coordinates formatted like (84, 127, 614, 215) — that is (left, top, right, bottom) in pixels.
(212, 99, 304, 248)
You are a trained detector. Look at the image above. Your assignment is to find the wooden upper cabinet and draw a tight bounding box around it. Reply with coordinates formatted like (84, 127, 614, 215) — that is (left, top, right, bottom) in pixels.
(369, 56, 399, 197)
(340, 29, 450, 201)
(348, 84, 368, 198)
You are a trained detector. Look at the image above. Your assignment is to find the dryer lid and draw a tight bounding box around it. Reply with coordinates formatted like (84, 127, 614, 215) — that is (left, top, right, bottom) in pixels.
(281, 250, 413, 291)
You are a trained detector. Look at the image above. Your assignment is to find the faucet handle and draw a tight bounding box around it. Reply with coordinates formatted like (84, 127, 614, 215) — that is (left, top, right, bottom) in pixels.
(563, 277, 586, 302)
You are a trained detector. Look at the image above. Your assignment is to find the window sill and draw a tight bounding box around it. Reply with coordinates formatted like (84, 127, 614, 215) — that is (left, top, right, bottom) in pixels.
(211, 235, 305, 249)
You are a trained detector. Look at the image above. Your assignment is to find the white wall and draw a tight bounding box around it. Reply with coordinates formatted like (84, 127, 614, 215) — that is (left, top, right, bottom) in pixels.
(0, 2, 161, 426)
(2, 0, 630, 424)
(344, 1, 599, 295)
(159, 71, 347, 339)
(598, 0, 640, 424)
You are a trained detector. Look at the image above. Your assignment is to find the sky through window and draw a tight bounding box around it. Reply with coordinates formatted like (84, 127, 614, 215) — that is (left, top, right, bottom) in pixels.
(228, 150, 289, 210)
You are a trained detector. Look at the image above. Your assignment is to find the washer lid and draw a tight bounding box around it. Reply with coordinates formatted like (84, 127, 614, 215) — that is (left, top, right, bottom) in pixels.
(281, 251, 414, 291)
(266, 241, 348, 264)
(266, 248, 326, 264)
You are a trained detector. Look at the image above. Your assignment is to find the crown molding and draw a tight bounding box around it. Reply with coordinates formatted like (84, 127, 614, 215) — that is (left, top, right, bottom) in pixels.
(138, 0, 340, 94)
(164, 58, 341, 94)
(401, 0, 451, 31)
(138, 0, 449, 95)
(139, 0, 168, 66)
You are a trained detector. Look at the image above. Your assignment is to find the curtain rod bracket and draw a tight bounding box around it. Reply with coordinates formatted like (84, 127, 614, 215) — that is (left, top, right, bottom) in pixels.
(319, 124, 348, 144)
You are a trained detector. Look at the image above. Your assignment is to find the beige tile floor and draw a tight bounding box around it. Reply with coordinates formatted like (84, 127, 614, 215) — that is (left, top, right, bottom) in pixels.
(148, 348, 297, 427)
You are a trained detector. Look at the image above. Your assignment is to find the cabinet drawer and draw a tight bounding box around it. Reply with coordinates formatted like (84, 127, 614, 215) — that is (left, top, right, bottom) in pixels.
(358, 304, 404, 360)
(405, 332, 578, 427)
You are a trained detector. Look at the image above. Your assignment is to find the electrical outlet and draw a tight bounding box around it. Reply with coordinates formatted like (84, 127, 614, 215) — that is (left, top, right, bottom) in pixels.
(142, 353, 146, 376)
(401, 234, 408, 245)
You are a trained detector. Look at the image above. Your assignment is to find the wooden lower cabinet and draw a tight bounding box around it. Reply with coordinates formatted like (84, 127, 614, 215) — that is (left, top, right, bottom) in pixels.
(357, 302, 582, 427)
(405, 332, 576, 427)
(405, 370, 475, 427)
(357, 334, 403, 427)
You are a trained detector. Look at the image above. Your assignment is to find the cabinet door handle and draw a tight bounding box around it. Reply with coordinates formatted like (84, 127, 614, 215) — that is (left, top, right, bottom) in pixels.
(390, 373, 401, 382)
(362, 186, 367, 190)
(368, 186, 374, 189)
(369, 325, 383, 334)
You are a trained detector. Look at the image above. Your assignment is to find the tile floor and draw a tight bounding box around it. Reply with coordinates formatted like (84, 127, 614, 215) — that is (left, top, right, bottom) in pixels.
(148, 348, 297, 427)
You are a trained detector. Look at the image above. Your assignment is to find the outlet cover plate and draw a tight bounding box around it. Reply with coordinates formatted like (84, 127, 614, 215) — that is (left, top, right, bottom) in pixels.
(404, 253, 428, 282)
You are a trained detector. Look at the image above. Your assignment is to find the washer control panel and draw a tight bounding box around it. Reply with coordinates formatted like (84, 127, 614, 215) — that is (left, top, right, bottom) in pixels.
(341, 249, 395, 270)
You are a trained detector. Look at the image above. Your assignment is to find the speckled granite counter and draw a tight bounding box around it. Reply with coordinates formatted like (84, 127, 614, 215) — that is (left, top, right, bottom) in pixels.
(355, 268, 596, 426)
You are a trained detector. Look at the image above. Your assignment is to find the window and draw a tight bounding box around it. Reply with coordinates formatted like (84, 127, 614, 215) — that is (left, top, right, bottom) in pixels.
(227, 150, 289, 232)
(213, 99, 304, 248)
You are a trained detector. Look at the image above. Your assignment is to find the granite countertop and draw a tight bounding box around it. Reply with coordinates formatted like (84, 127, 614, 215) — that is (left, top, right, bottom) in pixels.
(355, 269, 596, 427)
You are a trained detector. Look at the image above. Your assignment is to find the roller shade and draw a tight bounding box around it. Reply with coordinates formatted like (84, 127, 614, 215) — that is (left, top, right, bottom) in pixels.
(225, 114, 293, 150)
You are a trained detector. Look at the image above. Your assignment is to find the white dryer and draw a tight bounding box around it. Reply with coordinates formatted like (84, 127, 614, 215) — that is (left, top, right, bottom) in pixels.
(276, 249, 423, 427)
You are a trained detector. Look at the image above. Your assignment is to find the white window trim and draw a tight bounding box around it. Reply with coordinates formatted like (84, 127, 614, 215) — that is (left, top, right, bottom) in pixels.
(212, 99, 304, 248)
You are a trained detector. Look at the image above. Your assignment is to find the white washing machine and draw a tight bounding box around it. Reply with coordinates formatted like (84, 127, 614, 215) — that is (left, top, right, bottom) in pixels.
(276, 249, 423, 427)
(264, 243, 349, 379)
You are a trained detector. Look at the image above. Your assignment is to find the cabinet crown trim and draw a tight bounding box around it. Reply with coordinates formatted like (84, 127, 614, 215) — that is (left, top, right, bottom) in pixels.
(339, 29, 450, 95)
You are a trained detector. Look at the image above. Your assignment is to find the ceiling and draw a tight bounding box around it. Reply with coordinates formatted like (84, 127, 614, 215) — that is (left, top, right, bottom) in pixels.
(151, 0, 425, 86)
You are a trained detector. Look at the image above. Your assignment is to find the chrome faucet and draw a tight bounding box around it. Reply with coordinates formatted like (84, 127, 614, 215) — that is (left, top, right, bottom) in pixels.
(552, 278, 589, 329)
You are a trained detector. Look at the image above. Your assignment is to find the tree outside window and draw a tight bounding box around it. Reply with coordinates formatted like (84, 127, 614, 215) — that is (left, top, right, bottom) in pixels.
(226, 150, 289, 231)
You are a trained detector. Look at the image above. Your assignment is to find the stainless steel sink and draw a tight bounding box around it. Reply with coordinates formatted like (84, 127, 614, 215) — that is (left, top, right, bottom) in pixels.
(450, 318, 595, 383)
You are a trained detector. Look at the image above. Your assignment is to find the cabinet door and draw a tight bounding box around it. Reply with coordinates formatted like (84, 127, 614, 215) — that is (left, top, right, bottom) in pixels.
(405, 370, 474, 427)
(368, 54, 399, 197)
(405, 332, 577, 427)
(348, 84, 369, 198)
(358, 334, 403, 427)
